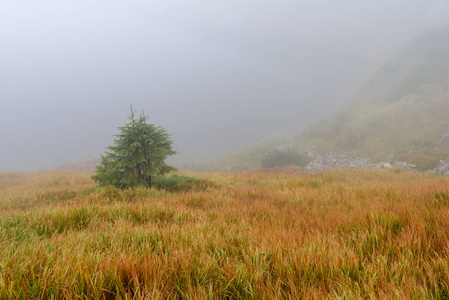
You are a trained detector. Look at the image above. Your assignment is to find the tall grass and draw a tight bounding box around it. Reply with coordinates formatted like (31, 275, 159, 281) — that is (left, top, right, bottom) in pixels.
(1, 170, 449, 298)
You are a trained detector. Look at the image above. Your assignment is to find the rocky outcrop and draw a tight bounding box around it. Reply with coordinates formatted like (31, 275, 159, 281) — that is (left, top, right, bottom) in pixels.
(432, 160, 449, 176)
(227, 152, 449, 176)
(305, 153, 416, 172)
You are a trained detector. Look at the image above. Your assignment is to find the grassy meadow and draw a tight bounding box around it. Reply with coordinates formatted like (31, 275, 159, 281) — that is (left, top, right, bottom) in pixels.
(1, 170, 449, 299)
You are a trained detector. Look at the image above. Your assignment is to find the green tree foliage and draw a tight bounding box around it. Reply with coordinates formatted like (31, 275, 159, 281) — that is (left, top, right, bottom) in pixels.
(92, 108, 176, 188)
(261, 148, 310, 168)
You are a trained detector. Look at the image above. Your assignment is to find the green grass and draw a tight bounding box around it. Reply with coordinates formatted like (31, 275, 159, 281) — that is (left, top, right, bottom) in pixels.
(152, 174, 212, 192)
(1, 170, 449, 298)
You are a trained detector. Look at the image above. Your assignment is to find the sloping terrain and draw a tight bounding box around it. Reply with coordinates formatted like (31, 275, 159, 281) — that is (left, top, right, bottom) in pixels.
(299, 26, 449, 170)
(300, 84, 449, 169)
(210, 26, 449, 172)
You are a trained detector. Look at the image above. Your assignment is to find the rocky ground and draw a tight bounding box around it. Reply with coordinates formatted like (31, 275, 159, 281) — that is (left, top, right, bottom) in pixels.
(431, 159, 449, 176)
(305, 153, 449, 177)
(229, 152, 449, 176)
(305, 153, 416, 172)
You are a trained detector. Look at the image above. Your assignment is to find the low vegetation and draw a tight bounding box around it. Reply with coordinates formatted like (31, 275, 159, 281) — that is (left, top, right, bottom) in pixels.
(152, 174, 212, 192)
(1, 170, 449, 298)
(261, 148, 310, 168)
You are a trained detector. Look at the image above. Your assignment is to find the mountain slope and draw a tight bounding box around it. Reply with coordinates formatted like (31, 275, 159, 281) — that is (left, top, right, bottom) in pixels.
(301, 84, 449, 153)
(294, 26, 449, 170)
(207, 26, 449, 172)
(357, 26, 449, 106)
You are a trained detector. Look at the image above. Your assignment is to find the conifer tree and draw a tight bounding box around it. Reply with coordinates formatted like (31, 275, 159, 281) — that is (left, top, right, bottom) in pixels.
(92, 107, 176, 188)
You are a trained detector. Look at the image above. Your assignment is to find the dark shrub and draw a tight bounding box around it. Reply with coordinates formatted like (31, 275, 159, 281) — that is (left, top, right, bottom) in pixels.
(152, 175, 211, 192)
(261, 148, 310, 168)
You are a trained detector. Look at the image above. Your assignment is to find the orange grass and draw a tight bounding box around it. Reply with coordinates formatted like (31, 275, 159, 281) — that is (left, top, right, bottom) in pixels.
(1, 169, 449, 299)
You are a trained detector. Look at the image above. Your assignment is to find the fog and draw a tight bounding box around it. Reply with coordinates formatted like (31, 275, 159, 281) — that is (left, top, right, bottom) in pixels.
(1, 0, 449, 171)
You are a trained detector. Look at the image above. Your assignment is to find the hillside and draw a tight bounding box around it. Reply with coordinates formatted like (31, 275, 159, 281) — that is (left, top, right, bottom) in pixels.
(357, 26, 449, 106)
(300, 84, 449, 168)
(206, 26, 449, 172)
(298, 26, 449, 170)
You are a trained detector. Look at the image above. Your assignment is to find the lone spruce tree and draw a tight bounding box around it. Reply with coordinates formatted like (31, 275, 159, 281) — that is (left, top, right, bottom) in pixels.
(92, 107, 176, 188)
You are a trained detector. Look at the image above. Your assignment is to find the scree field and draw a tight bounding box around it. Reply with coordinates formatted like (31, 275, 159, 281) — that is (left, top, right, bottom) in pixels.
(1, 170, 449, 299)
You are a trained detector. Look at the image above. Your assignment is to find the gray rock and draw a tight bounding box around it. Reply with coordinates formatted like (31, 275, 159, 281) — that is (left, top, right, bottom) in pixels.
(430, 159, 449, 176)
(386, 155, 395, 164)
(439, 133, 449, 144)
(303, 151, 417, 172)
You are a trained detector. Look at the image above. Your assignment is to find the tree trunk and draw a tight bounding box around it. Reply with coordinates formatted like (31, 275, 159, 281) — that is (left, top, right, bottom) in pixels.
(146, 175, 152, 188)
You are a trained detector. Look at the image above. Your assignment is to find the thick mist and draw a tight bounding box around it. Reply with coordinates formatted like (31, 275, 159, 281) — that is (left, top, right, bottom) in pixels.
(1, 0, 449, 171)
